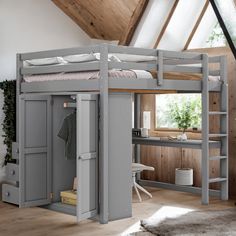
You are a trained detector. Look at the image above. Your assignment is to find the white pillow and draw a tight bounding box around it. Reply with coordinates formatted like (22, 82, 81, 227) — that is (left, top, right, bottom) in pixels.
(63, 53, 97, 63)
(25, 57, 65, 66)
(114, 54, 157, 62)
(93, 53, 121, 62)
(109, 54, 121, 62)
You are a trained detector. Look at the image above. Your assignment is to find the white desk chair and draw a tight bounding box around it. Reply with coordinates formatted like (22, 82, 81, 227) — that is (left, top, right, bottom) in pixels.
(132, 163, 155, 202)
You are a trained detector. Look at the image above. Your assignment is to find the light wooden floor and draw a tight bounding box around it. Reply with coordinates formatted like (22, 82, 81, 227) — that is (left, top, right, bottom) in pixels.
(0, 188, 235, 236)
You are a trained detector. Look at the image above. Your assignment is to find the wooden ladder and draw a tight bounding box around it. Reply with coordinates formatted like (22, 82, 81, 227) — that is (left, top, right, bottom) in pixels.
(202, 55, 228, 204)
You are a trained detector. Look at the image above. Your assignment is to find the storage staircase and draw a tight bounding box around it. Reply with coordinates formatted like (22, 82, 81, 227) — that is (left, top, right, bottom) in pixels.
(201, 55, 228, 204)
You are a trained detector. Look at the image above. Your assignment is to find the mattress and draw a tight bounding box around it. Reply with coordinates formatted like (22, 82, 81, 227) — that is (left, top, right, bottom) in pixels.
(23, 70, 220, 83)
(23, 69, 153, 83)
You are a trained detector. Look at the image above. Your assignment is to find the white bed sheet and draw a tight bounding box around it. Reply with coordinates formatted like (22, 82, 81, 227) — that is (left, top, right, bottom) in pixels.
(23, 69, 153, 83)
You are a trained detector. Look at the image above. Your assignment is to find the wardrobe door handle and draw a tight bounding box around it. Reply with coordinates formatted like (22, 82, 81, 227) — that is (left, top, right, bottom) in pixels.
(78, 153, 97, 160)
(10, 170, 15, 176)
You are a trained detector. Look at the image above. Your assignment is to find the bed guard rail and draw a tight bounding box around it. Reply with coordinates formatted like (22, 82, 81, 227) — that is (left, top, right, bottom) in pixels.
(18, 44, 225, 86)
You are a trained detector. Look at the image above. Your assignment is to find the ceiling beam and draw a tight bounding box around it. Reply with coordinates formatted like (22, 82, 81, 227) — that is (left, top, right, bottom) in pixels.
(153, 0, 179, 49)
(183, 0, 209, 51)
(119, 0, 149, 46)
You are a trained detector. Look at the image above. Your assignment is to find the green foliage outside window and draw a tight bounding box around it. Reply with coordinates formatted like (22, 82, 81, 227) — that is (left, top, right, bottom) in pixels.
(0, 80, 16, 165)
(155, 94, 201, 130)
(206, 22, 227, 47)
(169, 98, 201, 132)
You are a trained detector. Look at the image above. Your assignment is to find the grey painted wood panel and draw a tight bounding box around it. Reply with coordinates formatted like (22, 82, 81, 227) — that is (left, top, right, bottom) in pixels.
(44, 202, 76, 216)
(76, 94, 98, 222)
(21, 45, 100, 60)
(99, 44, 109, 224)
(20, 79, 222, 94)
(6, 163, 19, 182)
(108, 93, 132, 221)
(12, 142, 19, 160)
(2, 184, 19, 205)
(25, 100, 47, 148)
(21, 80, 100, 93)
(25, 153, 47, 201)
(19, 95, 52, 207)
(132, 137, 221, 149)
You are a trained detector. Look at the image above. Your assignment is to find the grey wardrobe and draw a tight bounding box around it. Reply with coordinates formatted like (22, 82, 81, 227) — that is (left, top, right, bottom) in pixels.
(2, 92, 132, 223)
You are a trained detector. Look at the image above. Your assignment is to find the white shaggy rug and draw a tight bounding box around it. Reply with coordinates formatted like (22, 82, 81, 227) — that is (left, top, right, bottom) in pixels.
(140, 207, 236, 236)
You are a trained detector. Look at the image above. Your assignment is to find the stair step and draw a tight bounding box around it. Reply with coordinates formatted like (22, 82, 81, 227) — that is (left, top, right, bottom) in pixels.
(209, 156, 227, 161)
(209, 111, 227, 115)
(208, 134, 227, 138)
(209, 177, 227, 183)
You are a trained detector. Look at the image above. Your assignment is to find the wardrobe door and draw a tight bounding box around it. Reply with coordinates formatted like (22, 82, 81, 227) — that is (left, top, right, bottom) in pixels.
(76, 94, 98, 221)
(19, 95, 52, 207)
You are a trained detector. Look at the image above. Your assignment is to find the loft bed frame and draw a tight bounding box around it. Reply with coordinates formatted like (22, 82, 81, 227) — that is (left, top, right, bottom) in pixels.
(15, 44, 228, 223)
(18, 44, 223, 94)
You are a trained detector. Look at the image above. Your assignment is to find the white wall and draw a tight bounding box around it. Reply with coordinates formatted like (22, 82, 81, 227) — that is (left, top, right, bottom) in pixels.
(0, 0, 91, 183)
(0, 0, 91, 80)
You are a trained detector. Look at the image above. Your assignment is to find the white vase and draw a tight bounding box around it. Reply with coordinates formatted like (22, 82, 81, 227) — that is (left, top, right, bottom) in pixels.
(177, 132, 187, 141)
(175, 168, 193, 186)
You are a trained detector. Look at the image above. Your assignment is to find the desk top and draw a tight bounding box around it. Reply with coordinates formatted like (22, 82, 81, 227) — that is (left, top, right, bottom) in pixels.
(132, 137, 221, 149)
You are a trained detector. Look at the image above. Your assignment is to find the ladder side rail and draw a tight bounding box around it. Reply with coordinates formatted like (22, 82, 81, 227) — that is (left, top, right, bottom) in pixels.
(201, 54, 210, 205)
(219, 56, 228, 200)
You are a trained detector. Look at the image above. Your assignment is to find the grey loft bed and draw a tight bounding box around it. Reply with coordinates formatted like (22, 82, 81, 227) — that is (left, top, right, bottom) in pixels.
(18, 44, 223, 94)
(2, 44, 227, 225)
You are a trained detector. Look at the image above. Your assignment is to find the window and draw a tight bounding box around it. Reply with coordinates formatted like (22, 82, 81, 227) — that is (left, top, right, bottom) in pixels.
(155, 94, 201, 130)
(206, 22, 227, 47)
(214, 0, 236, 48)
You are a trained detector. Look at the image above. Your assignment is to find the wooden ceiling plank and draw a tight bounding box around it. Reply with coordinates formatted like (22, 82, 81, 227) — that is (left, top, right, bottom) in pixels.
(52, 0, 140, 41)
(52, 0, 100, 38)
(119, 0, 149, 46)
(183, 0, 210, 51)
(153, 0, 180, 49)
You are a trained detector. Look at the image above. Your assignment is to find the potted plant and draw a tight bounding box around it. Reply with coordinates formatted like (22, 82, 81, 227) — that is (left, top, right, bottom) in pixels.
(169, 100, 200, 141)
(169, 99, 201, 185)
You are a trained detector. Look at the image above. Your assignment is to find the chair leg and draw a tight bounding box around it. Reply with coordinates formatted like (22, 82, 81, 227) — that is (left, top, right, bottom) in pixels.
(136, 182, 152, 199)
(133, 174, 142, 202)
(133, 182, 142, 202)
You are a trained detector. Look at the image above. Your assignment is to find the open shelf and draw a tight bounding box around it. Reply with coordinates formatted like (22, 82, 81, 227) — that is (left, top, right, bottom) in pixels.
(43, 202, 76, 216)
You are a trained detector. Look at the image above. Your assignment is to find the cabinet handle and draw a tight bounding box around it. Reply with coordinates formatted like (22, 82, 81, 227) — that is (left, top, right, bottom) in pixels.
(10, 170, 15, 175)
(5, 192, 10, 197)
(78, 153, 97, 160)
(16, 149, 19, 154)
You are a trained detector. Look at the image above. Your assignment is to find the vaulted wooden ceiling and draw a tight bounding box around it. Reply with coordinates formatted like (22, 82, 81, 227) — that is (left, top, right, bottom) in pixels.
(52, 0, 236, 50)
(52, 0, 148, 44)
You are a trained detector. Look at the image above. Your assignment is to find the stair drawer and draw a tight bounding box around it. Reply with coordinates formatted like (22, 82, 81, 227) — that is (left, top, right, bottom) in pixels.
(2, 184, 19, 205)
(12, 142, 19, 160)
(6, 163, 19, 182)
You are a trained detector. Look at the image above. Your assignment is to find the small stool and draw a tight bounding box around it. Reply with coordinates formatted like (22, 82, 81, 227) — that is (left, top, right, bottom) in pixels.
(132, 163, 154, 202)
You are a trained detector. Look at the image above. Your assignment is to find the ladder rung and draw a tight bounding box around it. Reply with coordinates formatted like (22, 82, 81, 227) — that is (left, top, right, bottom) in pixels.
(209, 156, 227, 161)
(209, 111, 227, 115)
(209, 177, 227, 183)
(208, 134, 227, 138)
